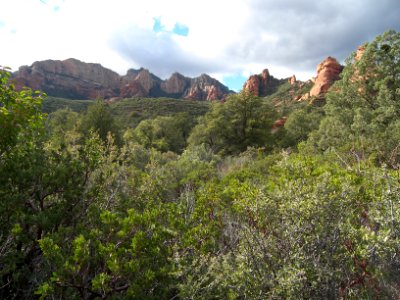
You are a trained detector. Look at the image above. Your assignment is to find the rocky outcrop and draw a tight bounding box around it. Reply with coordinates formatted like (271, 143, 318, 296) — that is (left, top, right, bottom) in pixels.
(355, 45, 365, 62)
(13, 58, 121, 99)
(120, 81, 147, 98)
(309, 56, 343, 98)
(132, 69, 161, 94)
(243, 69, 283, 97)
(288, 75, 296, 85)
(243, 74, 261, 96)
(273, 117, 287, 128)
(12, 59, 231, 100)
(184, 74, 231, 100)
(121, 70, 230, 100)
(121, 68, 162, 98)
(160, 72, 191, 96)
(271, 117, 287, 133)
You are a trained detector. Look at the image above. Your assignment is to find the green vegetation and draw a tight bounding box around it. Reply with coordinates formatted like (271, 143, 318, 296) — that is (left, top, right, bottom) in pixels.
(308, 31, 400, 166)
(1, 31, 400, 299)
(43, 96, 210, 129)
(188, 90, 277, 155)
(42, 96, 95, 113)
(111, 97, 210, 131)
(264, 79, 313, 113)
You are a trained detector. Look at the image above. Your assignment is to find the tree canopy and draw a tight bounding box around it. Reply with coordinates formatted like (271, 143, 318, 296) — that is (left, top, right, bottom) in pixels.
(1, 31, 400, 299)
(188, 90, 276, 155)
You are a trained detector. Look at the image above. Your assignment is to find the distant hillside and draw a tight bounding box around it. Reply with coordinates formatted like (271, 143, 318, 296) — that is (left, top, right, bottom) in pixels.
(110, 98, 210, 128)
(42, 97, 95, 113)
(12, 58, 233, 101)
(43, 96, 210, 128)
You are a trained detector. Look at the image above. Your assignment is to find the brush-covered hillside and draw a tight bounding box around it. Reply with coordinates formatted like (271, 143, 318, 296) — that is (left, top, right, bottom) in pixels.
(1, 31, 400, 299)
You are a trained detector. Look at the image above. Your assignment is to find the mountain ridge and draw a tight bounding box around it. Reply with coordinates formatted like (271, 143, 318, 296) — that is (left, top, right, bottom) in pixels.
(12, 55, 344, 103)
(12, 58, 233, 101)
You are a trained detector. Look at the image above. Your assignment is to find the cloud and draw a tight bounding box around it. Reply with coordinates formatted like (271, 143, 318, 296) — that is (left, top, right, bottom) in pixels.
(226, 0, 400, 73)
(1, 0, 399, 90)
(108, 0, 400, 89)
(110, 24, 225, 78)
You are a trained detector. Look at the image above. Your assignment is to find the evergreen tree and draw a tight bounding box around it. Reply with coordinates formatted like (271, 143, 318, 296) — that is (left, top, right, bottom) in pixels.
(188, 90, 275, 155)
(309, 30, 400, 166)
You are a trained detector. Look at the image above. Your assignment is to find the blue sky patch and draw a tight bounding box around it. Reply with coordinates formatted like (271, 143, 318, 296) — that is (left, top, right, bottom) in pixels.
(223, 74, 247, 92)
(153, 17, 164, 33)
(153, 17, 189, 37)
(0, 21, 5, 28)
(173, 23, 189, 36)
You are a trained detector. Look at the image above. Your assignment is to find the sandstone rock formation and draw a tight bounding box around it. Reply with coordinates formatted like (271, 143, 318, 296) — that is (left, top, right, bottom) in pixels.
(288, 75, 296, 85)
(120, 81, 147, 98)
(243, 69, 283, 97)
(132, 69, 160, 94)
(308, 56, 343, 98)
(13, 58, 121, 99)
(121, 68, 162, 98)
(184, 74, 230, 100)
(243, 74, 261, 96)
(160, 72, 190, 96)
(271, 117, 287, 134)
(12, 59, 231, 100)
(355, 45, 365, 62)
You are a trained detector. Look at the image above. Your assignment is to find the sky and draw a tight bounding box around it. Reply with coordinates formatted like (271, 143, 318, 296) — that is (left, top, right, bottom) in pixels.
(0, 0, 399, 91)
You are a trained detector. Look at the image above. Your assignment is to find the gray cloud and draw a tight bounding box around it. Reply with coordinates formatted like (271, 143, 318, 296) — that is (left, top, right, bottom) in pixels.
(110, 25, 226, 78)
(231, 0, 400, 71)
(110, 0, 400, 80)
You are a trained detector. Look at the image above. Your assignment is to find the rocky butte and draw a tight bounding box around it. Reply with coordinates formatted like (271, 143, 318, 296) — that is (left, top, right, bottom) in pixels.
(185, 74, 230, 100)
(12, 58, 233, 101)
(242, 58, 343, 131)
(301, 56, 343, 101)
(13, 58, 121, 99)
(242, 69, 284, 97)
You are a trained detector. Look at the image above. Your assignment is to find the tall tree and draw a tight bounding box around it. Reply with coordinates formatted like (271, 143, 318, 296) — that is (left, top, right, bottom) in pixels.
(309, 30, 400, 166)
(124, 113, 191, 153)
(188, 90, 275, 155)
(80, 99, 121, 145)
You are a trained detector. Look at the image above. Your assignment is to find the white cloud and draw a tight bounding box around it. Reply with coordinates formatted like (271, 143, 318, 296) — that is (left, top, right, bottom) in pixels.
(0, 0, 399, 90)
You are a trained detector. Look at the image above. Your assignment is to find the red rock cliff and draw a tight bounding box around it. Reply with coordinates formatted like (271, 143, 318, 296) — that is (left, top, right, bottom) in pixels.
(13, 58, 121, 99)
(243, 69, 282, 96)
(12, 59, 232, 100)
(184, 74, 231, 100)
(309, 56, 343, 97)
(160, 72, 191, 95)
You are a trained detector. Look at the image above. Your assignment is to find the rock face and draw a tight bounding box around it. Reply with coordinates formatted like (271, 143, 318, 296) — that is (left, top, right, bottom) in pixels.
(12, 59, 231, 100)
(120, 70, 230, 100)
(271, 117, 287, 134)
(309, 56, 343, 98)
(288, 75, 296, 85)
(243, 69, 283, 96)
(243, 74, 261, 96)
(184, 74, 230, 100)
(355, 45, 365, 62)
(161, 72, 191, 96)
(121, 68, 162, 98)
(13, 58, 121, 99)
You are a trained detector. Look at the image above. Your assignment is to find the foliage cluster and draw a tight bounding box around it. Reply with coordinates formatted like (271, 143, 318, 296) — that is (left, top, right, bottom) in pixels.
(1, 31, 400, 299)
